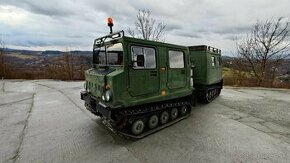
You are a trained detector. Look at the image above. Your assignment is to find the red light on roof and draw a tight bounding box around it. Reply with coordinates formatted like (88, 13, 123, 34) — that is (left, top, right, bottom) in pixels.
(107, 17, 113, 26)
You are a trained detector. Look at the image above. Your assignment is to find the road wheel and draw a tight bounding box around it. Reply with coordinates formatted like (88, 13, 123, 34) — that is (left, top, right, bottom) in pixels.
(160, 111, 169, 124)
(148, 115, 159, 129)
(131, 119, 144, 135)
(170, 108, 178, 120)
(180, 106, 188, 116)
(204, 90, 211, 103)
(217, 88, 221, 95)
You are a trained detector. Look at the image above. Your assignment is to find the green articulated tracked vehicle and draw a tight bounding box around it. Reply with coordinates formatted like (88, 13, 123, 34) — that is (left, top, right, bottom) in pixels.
(80, 20, 223, 138)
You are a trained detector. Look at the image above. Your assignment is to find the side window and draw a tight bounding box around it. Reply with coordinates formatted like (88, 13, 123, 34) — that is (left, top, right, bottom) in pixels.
(216, 57, 220, 66)
(169, 50, 184, 68)
(218, 57, 222, 66)
(211, 56, 216, 67)
(131, 46, 156, 69)
(213, 56, 222, 67)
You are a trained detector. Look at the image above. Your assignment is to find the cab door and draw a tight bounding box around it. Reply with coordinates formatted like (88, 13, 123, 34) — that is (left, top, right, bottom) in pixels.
(128, 45, 159, 96)
(167, 50, 186, 89)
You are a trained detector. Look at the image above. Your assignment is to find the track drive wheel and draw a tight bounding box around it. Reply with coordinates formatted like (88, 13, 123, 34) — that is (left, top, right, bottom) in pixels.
(170, 108, 178, 120)
(180, 106, 188, 116)
(160, 111, 169, 124)
(217, 88, 221, 95)
(131, 119, 145, 135)
(148, 115, 159, 129)
(204, 90, 211, 103)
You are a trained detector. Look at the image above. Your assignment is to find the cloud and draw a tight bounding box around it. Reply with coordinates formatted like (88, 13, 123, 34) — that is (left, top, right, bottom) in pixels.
(174, 31, 202, 39)
(164, 24, 182, 32)
(1, 0, 78, 16)
(0, 0, 290, 53)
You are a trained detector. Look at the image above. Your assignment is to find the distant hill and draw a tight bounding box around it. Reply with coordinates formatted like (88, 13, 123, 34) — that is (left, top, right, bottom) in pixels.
(222, 56, 290, 75)
(2, 49, 92, 71)
(41, 50, 92, 56)
(3, 49, 289, 75)
(222, 55, 234, 60)
(4, 48, 92, 57)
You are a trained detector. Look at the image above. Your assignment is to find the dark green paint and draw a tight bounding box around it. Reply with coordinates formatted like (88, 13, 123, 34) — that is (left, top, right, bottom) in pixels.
(190, 47, 223, 85)
(85, 36, 222, 108)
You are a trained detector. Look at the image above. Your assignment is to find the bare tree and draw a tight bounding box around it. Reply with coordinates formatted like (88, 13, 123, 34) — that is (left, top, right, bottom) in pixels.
(44, 50, 90, 80)
(127, 9, 166, 41)
(0, 38, 7, 78)
(236, 17, 290, 86)
(63, 51, 74, 80)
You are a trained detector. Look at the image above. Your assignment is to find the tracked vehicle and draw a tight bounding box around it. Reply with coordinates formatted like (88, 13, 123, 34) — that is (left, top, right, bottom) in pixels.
(80, 18, 223, 138)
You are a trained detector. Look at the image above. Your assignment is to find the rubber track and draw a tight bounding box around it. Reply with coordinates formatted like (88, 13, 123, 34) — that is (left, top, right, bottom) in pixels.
(103, 114, 191, 139)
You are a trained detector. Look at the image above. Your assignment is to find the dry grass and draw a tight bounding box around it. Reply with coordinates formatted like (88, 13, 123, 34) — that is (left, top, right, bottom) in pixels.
(223, 67, 290, 89)
(8, 53, 38, 59)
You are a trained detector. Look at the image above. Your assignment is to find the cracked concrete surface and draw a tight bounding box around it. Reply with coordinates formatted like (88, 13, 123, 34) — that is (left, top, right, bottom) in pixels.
(0, 80, 290, 163)
(0, 92, 34, 162)
(7, 93, 35, 163)
(1, 80, 4, 92)
(215, 87, 290, 146)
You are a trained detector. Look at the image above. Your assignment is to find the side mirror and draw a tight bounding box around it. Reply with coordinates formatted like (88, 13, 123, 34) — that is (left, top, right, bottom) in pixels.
(136, 55, 145, 67)
(93, 49, 100, 64)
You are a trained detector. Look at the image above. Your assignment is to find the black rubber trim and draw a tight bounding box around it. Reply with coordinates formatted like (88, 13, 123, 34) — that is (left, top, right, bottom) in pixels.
(115, 114, 190, 139)
(81, 91, 111, 118)
(80, 91, 87, 100)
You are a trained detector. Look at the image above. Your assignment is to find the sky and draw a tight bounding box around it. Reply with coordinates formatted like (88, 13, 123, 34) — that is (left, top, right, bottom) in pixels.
(0, 0, 290, 55)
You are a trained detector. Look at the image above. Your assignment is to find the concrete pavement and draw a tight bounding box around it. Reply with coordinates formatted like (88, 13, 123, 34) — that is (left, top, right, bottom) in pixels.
(1, 80, 290, 163)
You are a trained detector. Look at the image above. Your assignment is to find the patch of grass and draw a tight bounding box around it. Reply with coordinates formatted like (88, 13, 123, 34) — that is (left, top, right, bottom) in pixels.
(222, 67, 234, 77)
(223, 67, 252, 78)
(8, 52, 38, 59)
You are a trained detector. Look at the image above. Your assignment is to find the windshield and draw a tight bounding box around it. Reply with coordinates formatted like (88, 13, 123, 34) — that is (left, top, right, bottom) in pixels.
(93, 43, 123, 66)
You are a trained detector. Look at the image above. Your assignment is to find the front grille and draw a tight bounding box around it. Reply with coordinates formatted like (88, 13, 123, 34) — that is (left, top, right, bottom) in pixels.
(87, 80, 103, 98)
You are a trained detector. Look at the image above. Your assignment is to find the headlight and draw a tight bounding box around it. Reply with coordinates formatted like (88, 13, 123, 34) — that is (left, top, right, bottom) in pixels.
(105, 90, 112, 101)
(101, 95, 105, 101)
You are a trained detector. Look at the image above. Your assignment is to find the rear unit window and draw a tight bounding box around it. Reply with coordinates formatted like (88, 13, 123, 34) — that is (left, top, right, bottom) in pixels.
(217, 57, 222, 66)
(169, 50, 184, 68)
(211, 56, 216, 67)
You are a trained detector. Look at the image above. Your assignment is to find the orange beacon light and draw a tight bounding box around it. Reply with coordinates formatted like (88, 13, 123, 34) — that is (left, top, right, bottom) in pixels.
(107, 17, 113, 26)
(107, 17, 114, 34)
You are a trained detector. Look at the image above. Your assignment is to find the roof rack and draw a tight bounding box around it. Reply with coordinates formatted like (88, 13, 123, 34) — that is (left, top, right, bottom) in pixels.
(94, 30, 124, 48)
(189, 45, 221, 54)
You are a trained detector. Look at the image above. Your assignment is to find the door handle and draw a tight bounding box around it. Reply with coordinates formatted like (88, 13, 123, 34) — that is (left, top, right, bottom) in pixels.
(150, 71, 157, 76)
(181, 70, 185, 74)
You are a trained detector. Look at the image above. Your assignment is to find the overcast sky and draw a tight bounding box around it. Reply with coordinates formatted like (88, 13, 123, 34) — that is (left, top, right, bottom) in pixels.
(1, 0, 290, 55)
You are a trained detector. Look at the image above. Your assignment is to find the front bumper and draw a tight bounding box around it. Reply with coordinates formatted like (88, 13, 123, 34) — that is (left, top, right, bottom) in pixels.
(80, 91, 111, 118)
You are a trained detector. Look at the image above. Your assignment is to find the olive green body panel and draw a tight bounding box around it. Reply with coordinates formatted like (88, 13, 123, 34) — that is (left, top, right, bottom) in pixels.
(128, 68, 159, 96)
(189, 51, 207, 84)
(127, 42, 160, 96)
(189, 46, 222, 86)
(85, 36, 193, 108)
(85, 69, 106, 98)
(206, 53, 223, 85)
(123, 37, 192, 107)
